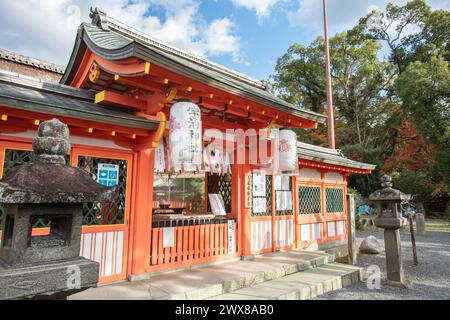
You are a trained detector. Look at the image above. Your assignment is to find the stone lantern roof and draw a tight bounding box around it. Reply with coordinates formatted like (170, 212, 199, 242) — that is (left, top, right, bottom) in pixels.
(369, 175, 411, 202)
(0, 118, 115, 203)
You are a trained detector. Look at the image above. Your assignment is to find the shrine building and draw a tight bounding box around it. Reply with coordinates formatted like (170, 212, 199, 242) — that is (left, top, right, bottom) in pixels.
(0, 9, 375, 284)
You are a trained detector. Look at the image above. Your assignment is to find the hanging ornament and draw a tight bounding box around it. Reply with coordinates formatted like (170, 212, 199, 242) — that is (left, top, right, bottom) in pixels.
(169, 99, 202, 172)
(278, 129, 297, 172)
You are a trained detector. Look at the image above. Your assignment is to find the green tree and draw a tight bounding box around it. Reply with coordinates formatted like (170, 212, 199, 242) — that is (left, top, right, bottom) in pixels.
(357, 0, 431, 73)
(396, 55, 450, 207)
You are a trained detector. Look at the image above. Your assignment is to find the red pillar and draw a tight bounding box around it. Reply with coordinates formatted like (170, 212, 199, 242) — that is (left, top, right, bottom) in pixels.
(231, 163, 242, 255)
(241, 164, 252, 257)
(129, 148, 155, 276)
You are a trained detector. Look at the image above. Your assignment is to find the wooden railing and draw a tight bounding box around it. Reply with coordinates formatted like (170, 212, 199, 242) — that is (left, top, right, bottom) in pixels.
(149, 218, 237, 271)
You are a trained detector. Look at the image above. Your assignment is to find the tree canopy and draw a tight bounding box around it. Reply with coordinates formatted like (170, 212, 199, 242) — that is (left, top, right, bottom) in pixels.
(272, 0, 450, 215)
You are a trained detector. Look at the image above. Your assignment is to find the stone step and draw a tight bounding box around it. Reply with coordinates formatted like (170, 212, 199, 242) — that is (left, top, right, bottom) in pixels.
(70, 250, 337, 300)
(155, 250, 336, 300)
(207, 263, 361, 300)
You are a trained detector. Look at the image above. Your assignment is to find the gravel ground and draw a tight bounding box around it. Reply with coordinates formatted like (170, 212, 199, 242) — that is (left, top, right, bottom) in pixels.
(316, 219, 450, 300)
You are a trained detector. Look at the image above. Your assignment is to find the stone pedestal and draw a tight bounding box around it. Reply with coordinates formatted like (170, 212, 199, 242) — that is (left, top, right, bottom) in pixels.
(0, 257, 99, 300)
(384, 229, 403, 284)
(416, 213, 426, 236)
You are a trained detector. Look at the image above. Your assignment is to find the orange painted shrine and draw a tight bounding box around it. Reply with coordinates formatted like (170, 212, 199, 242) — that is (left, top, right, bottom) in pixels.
(0, 11, 374, 284)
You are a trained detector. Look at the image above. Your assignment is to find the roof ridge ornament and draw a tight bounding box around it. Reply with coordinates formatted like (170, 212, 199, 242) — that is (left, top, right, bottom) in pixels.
(381, 174, 393, 189)
(89, 7, 109, 30)
(32, 118, 70, 165)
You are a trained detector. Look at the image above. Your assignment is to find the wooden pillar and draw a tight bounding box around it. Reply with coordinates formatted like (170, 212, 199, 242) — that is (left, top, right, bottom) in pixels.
(231, 163, 242, 255)
(293, 176, 299, 247)
(320, 170, 327, 239)
(129, 148, 155, 276)
(346, 193, 357, 265)
(271, 175, 276, 251)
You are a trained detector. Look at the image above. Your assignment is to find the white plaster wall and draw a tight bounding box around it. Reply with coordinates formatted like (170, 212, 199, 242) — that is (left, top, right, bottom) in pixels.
(324, 171, 344, 181)
(298, 168, 321, 179)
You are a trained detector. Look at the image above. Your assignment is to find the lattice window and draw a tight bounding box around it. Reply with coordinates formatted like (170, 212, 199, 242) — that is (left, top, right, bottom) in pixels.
(325, 188, 344, 213)
(298, 186, 322, 214)
(0, 149, 66, 229)
(77, 156, 128, 225)
(3, 149, 34, 175)
(275, 177, 293, 216)
(207, 173, 232, 213)
(252, 175, 272, 217)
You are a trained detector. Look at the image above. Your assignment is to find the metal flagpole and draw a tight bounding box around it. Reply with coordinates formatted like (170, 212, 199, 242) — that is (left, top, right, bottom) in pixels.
(323, 0, 336, 149)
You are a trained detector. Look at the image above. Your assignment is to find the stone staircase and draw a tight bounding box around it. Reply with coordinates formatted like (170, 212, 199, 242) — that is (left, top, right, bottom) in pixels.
(70, 249, 361, 300)
(208, 261, 361, 300)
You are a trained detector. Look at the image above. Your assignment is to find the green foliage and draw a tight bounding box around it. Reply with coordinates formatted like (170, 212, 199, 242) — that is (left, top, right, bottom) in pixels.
(396, 55, 450, 144)
(272, 0, 450, 213)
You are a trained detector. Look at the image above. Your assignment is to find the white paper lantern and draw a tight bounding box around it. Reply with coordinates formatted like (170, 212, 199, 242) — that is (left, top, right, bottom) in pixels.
(169, 100, 202, 171)
(278, 129, 297, 172)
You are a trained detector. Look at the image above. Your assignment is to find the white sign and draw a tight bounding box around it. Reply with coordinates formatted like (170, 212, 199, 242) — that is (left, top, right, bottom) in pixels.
(337, 221, 345, 235)
(276, 191, 293, 211)
(227, 220, 236, 254)
(209, 194, 227, 216)
(252, 170, 266, 197)
(274, 175, 290, 191)
(97, 163, 119, 186)
(301, 224, 311, 241)
(253, 198, 267, 213)
(163, 227, 175, 248)
(154, 139, 166, 172)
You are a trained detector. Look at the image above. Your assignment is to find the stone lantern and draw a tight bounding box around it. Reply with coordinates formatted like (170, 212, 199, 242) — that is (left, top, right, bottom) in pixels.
(369, 175, 410, 286)
(0, 119, 115, 299)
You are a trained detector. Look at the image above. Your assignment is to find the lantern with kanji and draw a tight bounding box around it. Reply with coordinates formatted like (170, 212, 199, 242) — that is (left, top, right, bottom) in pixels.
(278, 129, 297, 172)
(169, 99, 202, 171)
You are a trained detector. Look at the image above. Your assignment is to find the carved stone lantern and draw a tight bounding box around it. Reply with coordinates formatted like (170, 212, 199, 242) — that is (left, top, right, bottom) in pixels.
(0, 119, 115, 299)
(369, 175, 410, 286)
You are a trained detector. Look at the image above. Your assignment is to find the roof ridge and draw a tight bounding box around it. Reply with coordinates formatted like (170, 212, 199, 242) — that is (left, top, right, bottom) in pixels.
(297, 141, 343, 156)
(95, 10, 266, 90)
(0, 48, 65, 74)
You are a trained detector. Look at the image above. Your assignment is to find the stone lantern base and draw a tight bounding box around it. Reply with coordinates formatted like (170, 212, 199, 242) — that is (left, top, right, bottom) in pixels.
(0, 255, 99, 300)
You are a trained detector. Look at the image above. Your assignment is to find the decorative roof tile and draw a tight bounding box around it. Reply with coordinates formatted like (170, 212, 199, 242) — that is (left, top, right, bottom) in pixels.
(0, 48, 65, 74)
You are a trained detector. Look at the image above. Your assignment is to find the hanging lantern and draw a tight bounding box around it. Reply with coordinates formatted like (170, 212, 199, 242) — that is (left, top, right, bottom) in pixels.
(278, 129, 297, 172)
(169, 99, 202, 171)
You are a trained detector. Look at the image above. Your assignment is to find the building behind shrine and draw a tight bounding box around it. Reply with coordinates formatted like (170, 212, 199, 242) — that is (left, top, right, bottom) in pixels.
(0, 10, 375, 284)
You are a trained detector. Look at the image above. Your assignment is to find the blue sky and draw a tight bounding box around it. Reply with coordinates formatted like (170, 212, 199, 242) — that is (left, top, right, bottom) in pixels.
(0, 0, 449, 81)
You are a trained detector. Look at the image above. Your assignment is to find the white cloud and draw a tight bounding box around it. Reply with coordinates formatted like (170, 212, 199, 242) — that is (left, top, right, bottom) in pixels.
(231, 0, 281, 22)
(287, 0, 450, 37)
(0, 0, 244, 66)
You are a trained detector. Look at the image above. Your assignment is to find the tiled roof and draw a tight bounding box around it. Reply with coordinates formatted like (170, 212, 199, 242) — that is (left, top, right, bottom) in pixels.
(297, 142, 376, 171)
(62, 9, 327, 124)
(0, 70, 159, 130)
(0, 48, 65, 74)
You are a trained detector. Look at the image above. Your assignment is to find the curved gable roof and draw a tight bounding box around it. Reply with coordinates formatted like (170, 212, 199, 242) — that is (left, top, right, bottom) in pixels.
(61, 12, 327, 125)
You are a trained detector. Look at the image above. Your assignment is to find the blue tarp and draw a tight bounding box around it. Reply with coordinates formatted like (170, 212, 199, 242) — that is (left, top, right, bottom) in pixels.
(357, 204, 374, 215)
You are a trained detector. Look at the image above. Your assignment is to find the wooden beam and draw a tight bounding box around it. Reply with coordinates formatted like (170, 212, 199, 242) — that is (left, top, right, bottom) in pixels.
(94, 55, 151, 77)
(114, 75, 168, 94)
(0, 106, 153, 137)
(95, 90, 147, 111)
(226, 105, 249, 118)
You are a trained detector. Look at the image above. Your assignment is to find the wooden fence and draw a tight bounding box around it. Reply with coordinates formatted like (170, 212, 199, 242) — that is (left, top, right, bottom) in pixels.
(149, 219, 237, 271)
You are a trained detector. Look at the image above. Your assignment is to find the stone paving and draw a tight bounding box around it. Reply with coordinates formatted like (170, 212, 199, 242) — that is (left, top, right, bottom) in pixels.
(315, 220, 450, 300)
